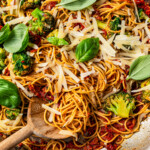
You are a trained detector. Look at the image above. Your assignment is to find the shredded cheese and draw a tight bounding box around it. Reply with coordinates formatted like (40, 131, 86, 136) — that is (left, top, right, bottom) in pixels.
(120, 20, 126, 35)
(96, 24, 116, 57)
(81, 67, 95, 80)
(13, 114, 23, 126)
(79, 63, 89, 72)
(59, 130, 78, 140)
(12, 79, 34, 97)
(132, 84, 150, 93)
(5, 16, 32, 25)
(28, 42, 39, 49)
(103, 89, 120, 100)
(0, 6, 17, 14)
(42, 104, 61, 115)
(132, 0, 140, 22)
(48, 104, 58, 122)
(63, 67, 80, 83)
(60, 65, 68, 90)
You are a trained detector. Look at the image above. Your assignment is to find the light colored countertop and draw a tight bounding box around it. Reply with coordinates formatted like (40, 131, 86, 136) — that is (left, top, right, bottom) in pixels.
(121, 117, 150, 150)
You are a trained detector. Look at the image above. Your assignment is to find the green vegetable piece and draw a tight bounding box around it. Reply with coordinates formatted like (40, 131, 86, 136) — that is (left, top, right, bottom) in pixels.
(0, 79, 21, 108)
(47, 37, 69, 46)
(97, 20, 107, 29)
(57, 0, 78, 5)
(0, 48, 6, 59)
(21, 0, 41, 10)
(138, 8, 150, 21)
(141, 78, 150, 101)
(33, 0, 40, 5)
(0, 24, 10, 44)
(0, 48, 6, 72)
(58, 0, 96, 11)
(31, 8, 43, 20)
(127, 55, 150, 81)
(0, 60, 5, 71)
(6, 108, 20, 120)
(106, 92, 136, 118)
(75, 38, 100, 62)
(3, 24, 29, 53)
(12, 52, 33, 76)
(47, 29, 69, 46)
(20, 0, 25, 6)
(29, 10, 55, 35)
(47, 29, 58, 37)
(109, 17, 121, 31)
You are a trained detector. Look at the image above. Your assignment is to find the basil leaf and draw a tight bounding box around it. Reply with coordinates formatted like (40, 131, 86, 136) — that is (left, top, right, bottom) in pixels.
(0, 79, 21, 108)
(47, 37, 69, 46)
(57, 0, 78, 6)
(3, 24, 29, 53)
(20, 0, 25, 6)
(31, 8, 43, 20)
(75, 38, 99, 62)
(127, 55, 150, 80)
(58, 38, 69, 45)
(59, 0, 96, 11)
(0, 24, 10, 44)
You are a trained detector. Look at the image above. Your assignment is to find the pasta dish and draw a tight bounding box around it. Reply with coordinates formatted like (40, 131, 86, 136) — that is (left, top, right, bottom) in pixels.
(0, 0, 150, 149)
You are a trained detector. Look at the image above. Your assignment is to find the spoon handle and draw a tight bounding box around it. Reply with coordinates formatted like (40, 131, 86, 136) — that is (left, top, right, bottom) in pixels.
(0, 124, 33, 150)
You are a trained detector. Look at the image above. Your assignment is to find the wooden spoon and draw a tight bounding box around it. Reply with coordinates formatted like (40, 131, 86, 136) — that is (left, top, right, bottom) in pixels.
(0, 98, 69, 150)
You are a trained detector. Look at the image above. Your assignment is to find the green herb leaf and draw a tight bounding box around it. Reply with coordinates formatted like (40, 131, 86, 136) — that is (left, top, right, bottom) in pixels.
(20, 0, 25, 6)
(75, 38, 100, 62)
(0, 24, 11, 44)
(57, 0, 78, 6)
(127, 55, 150, 80)
(31, 8, 43, 20)
(47, 37, 69, 46)
(0, 79, 21, 108)
(3, 24, 29, 53)
(58, 0, 96, 11)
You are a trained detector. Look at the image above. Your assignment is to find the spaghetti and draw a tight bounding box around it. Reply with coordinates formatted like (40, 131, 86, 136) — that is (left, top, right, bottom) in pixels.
(0, 0, 150, 150)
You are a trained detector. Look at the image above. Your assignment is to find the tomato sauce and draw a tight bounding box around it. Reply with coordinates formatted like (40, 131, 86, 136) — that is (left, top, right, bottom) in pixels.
(29, 31, 41, 46)
(0, 25, 3, 30)
(28, 85, 54, 102)
(135, 0, 150, 17)
(43, 1, 57, 11)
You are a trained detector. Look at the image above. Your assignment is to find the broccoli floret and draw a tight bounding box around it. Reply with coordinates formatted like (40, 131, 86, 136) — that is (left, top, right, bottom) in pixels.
(6, 108, 20, 120)
(141, 78, 150, 101)
(12, 52, 33, 76)
(28, 10, 55, 36)
(138, 8, 150, 21)
(97, 17, 121, 31)
(97, 20, 107, 30)
(29, 20, 43, 35)
(109, 17, 121, 31)
(106, 92, 136, 118)
(21, 0, 41, 11)
(0, 48, 6, 72)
